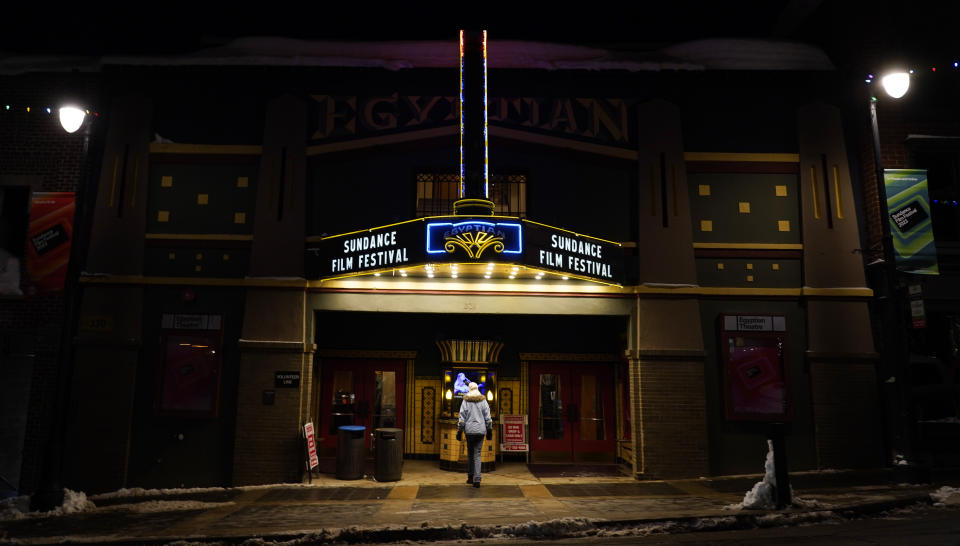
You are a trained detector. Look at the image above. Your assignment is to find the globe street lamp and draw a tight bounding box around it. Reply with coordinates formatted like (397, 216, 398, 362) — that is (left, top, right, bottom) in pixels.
(31, 103, 95, 511)
(869, 70, 911, 465)
(57, 106, 86, 134)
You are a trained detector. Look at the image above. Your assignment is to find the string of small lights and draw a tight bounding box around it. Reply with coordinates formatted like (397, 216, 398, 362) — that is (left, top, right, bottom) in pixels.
(2, 104, 99, 117)
(864, 60, 960, 85)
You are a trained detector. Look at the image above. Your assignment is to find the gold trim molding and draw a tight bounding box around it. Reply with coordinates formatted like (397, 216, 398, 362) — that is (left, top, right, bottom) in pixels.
(519, 352, 618, 362)
(316, 349, 418, 359)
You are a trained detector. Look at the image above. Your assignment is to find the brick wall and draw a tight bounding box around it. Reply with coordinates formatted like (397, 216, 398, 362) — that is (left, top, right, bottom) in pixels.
(0, 72, 100, 494)
(810, 362, 885, 469)
(633, 359, 709, 479)
(232, 349, 311, 485)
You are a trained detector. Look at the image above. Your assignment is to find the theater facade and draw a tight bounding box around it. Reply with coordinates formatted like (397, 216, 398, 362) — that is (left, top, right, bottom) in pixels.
(64, 37, 881, 491)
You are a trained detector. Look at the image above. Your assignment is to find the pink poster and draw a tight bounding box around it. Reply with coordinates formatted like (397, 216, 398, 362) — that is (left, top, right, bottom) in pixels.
(724, 336, 788, 420)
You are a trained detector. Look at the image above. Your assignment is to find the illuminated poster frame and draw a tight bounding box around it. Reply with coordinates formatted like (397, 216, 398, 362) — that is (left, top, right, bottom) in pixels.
(718, 314, 791, 422)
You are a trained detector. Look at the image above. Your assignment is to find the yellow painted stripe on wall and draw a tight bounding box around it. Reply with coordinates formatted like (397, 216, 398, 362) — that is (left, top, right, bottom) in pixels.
(684, 152, 800, 163)
(150, 143, 263, 155)
(145, 233, 253, 241)
(692, 242, 803, 250)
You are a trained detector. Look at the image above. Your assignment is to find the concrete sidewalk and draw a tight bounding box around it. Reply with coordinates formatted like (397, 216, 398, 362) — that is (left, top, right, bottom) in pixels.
(0, 462, 956, 545)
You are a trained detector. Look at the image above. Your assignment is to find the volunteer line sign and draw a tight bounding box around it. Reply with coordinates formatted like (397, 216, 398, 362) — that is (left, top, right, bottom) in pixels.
(307, 216, 623, 284)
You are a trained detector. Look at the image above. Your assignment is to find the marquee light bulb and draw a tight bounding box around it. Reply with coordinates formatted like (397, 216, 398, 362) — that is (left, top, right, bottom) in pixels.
(59, 106, 86, 133)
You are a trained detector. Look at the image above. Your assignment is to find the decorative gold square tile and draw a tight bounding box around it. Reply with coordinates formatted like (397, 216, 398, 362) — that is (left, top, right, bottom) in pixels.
(234, 212, 246, 224)
(746, 275, 754, 282)
(195, 265, 202, 272)
(772, 263, 780, 270)
(161, 176, 173, 187)
(746, 263, 754, 270)
(195, 253, 203, 260)
(157, 210, 169, 222)
(700, 220, 713, 232)
(197, 193, 209, 205)
(698, 184, 711, 196)
(775, 185, 788, 197)
(716, 263, 724, 270)
(168, 252, 176, 260)
(237, 176, 249, 188)
(778, 220, 791, 232)
(738, 201, 751, 213)
(223, 254, 230, 261)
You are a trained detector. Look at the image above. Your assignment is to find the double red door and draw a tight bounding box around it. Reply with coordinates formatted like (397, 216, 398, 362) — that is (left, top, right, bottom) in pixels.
(319, 359, 405, 451)
(530, 362, 615, 461)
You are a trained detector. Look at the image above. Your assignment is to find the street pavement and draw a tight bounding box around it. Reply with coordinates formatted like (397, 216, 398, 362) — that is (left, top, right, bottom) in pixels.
(0, 461, 957, 545)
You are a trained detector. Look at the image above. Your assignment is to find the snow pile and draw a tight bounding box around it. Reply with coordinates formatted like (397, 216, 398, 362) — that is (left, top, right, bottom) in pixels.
(0, 495, 30, 520)
(739, 440, 778, 510)
(0, 489, 94, 521)
(930, 486, 960, 506)
(493, 517, 596, 539)
(893, 452, 911, 466)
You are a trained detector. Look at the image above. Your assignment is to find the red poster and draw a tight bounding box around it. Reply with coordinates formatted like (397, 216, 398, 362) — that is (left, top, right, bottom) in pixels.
(26, 192, 74, 294)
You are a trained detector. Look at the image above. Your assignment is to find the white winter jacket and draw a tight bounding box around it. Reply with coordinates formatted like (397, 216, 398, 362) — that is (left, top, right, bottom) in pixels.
(457, 387, 492, 435)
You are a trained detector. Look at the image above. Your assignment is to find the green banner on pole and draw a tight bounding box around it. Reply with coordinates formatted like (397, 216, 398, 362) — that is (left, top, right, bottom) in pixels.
(884, 169, 939, 275)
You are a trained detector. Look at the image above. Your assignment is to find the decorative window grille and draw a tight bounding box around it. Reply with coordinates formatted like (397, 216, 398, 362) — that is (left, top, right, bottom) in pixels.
(416, 173, 527, 217)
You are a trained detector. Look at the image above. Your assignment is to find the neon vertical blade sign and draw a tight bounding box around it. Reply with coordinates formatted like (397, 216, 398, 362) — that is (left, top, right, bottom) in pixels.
(483, 29, 489, 199)
(459, 30, 465, 198)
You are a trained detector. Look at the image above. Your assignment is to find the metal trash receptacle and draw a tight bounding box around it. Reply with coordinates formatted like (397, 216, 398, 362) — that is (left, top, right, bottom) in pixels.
(336, 425, 366, 480)
(374, 428, 403, 482)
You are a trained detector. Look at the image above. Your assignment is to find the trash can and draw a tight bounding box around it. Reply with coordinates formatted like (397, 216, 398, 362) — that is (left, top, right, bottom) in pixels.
(374, 428, 403, 482)
(336, 425, 366, 480)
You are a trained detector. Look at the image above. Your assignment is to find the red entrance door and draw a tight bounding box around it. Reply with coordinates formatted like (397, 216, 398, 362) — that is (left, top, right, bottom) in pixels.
(319, 359, 405, 452)
(530, 362, 615, 462)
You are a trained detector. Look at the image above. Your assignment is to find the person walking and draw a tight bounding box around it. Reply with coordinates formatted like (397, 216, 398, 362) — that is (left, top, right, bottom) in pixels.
(456, 382, 492, 487)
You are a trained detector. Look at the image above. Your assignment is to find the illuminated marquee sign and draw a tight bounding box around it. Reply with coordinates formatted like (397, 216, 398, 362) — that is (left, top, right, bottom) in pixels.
(308, 221, 424, 278)
(426, 221, 521, 259)
(307, 216, 623, 283)
(523, 222, 619, 282)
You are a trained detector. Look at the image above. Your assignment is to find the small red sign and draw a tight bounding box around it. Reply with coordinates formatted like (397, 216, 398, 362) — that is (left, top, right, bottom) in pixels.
(500, 414, 528, 452)
(304, 422, 319, 470)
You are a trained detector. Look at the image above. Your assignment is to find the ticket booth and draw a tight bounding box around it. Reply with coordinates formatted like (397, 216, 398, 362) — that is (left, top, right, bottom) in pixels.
(437, 340, 500, 472)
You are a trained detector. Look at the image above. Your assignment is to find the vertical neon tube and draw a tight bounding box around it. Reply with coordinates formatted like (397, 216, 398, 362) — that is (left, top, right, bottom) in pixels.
(459, 30, 465, 199)
(483, 30, 489, 199)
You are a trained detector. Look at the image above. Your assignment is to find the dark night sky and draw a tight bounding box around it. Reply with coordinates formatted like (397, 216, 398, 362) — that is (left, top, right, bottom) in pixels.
(0, 1, 956, 70)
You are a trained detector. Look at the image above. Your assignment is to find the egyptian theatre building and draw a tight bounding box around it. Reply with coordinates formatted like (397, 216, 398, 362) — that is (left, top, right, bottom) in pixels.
(62, 31, 881, 491)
